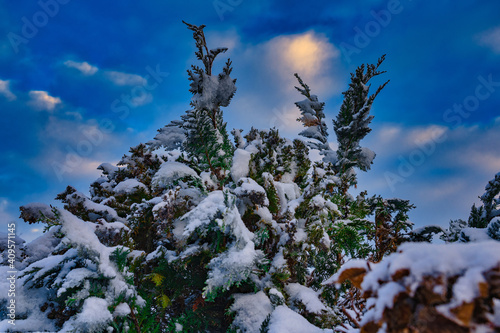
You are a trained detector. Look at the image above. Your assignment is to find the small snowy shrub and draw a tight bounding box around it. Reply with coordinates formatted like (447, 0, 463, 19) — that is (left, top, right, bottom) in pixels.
(441, 172, 500, 243)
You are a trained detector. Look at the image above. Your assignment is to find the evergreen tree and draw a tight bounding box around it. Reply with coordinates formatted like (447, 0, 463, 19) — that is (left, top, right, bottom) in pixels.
(294, 74, 330, 154)
(480, 172, 500, 223)
(1, 24, 424, 333)
(181, 22, 236, 186)
(468, 204, 487, 228)
(333, 55, 389, 195)
(367, 197, 414, 261)
(442, 172, 500, 243)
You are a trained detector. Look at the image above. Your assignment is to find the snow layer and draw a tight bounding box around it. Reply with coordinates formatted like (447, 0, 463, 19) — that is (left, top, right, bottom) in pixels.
(285, 283, 327, 314)
(267, 306, 333, 333)
(59, 210, 135, 299)
(113, 179, 147, 194)
(354, 241, 500, 327)
(19, 202, 55, 223)
(231, 291, 273, 332)
(460, 227, 491, 242)
(231, 148, 252, 183)
(57, 267, 98, 296)
(182, 191, 229, 237)
(361, 241, 500, 293)
(152, 161, 199, 188)
(113, 302, 131, 317)
(63, 187, 123, 222)
(98, 163, 120, 176)
(234, 177, 269, 206)
(66, 297, 113, 332)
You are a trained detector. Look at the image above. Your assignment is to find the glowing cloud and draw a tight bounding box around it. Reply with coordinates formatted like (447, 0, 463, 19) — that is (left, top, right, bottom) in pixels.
(266, 31, 340, 90)
(28, 90, 62, 112)
(282, 32, 339, 77)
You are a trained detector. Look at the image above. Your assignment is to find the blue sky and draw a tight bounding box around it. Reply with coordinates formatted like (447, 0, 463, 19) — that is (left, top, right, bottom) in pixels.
(1, 0, 500, 241)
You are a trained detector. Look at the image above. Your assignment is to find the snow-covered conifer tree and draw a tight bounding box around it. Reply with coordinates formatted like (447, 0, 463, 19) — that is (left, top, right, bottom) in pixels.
(442, 171, 500, 243)
(0, 24, 426, 333)
(181, 22, 236, 186)
(333, 55, 388, 195)
(481, 172, 500, 223)
(294, 74, 330, 154)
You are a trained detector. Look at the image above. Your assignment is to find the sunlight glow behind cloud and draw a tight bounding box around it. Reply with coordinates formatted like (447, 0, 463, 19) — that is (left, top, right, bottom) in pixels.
(266, 32, 340, 95)
(281, 32, 339, 78)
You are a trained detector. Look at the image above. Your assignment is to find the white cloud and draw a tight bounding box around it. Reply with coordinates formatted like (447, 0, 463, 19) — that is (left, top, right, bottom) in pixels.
(465, 152, 500, 174)
(358, 121, 500, 228)
(419, 178, 467, 201)
(32, 114, 132, 183)
(40, 116, 110, 147)
(131, 93, 153, 107)
(65, 111, 83, 121)
(105, 71, 147, 86)
(0, 79, 16, 101)
(408, 125, 447, 145)
(376, 124, 402, 143)
(64, 60, 99, 75)
(0, 198, 16, 224)
(443, 124, 500, 174)
(368, 124, 447, 156)
(28, 90, 62, 112)
(477, 25, 500, 54)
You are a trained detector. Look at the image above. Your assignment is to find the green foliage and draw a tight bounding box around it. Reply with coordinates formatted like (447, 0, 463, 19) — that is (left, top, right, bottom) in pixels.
(181, 22, 236, 185)
(265, 182, 280, 215)
(110, 247, 131, 272)
(480, 172, 500, 223)
(182, 107, 234, 185)
(128, 203, 157, 253)
(110, 295, 162, 333)
(469, 204, 487, 228)
(259, 313, 271, 333)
